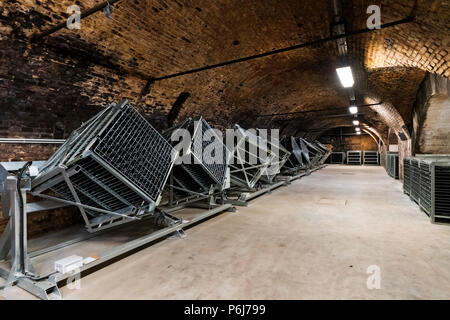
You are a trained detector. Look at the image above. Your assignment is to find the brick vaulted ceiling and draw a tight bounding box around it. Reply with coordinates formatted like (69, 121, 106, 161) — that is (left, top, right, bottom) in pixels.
(0, 0, 449, 138)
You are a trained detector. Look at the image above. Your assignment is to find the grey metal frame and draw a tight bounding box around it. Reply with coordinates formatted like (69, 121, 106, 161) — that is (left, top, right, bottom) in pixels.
(363, 151, 379, 165)
(30, 100, 176, 233)
(347, 151, 362, 165)
(403, 157, 411, 195)
(313, 141, 332, 165)
(386, 152, 399, 178)
(430, 161, 450, 223)
(297, 138, 312, 168)
(258, 132, 291, 184)
(402, 155, 450, 224)
(162, 117, 230, 207)
(301, 139, 327, 168)
(228, 125, 276, 190)
(0, 175, 235, 299)
(281, 136, 307, 174)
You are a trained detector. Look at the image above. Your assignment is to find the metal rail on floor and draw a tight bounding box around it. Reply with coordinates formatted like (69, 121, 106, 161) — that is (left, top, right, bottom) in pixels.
(49, 203, 234, 284)
(0, 162, 327, 299)
(0, 174, 235, 300)
(224, 165, 325, 206)
(224, 180, 287, 207)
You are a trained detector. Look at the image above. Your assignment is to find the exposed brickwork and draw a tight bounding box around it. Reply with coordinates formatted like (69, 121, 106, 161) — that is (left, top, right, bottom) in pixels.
(0, 143, 58, 162)
(412, 73, 450, 154)
(0, 205, 84, 238)
(319, 134, 378, 153)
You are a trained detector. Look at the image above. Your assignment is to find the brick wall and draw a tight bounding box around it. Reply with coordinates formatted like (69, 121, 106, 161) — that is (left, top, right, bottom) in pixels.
(319, 134, 378, 153)
(412, 74, 450, 154)
(0, 12, 151, 237)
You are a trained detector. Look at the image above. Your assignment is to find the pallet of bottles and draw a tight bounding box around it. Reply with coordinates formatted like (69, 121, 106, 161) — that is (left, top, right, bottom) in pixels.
(403, 155, 450, 224)
(346, 151, 362, 165)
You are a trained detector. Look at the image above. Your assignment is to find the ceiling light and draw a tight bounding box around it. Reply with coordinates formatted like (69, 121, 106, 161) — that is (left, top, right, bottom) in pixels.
(356, 131, 361, 135)
(353, 120, 360, 126)
(336, 66, 354, 88)
(355, 127, 361, 132)
(349, 106, 358, 114)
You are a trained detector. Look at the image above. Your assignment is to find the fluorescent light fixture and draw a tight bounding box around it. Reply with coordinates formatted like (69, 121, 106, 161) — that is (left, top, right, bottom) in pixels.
(349, 106, 358, 114)
(355, 127, 361, 132)
(353, 120, 360, 126)
(356, 131, 361, 135)
(336, 66, 354, 88)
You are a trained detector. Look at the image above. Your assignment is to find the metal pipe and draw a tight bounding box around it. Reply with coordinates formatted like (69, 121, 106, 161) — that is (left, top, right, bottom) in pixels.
(0, 138, 65, 144)
(272, 112, 374, 123)
(320, 133, 369, 136)
(151, 17, 412, 82)
(32, 193, 140, 221)
(257, 102, 382, 117)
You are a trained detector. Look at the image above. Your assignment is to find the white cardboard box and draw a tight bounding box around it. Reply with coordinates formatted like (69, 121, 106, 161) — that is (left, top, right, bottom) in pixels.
(54, 255, 83, 274)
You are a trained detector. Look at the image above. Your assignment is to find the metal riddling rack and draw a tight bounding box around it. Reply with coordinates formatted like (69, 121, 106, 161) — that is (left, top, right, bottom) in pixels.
(386, 153, 399, 179)
(419, 160, 432, 215)
(363, 151, 379, 165)
(258, 132, 291, 184)
(347, 151, 362, 165)
(314, 141, 332, 165)
(281, 136, 306, 173)
(433, 163, 450, 222)
(228, 125, 275, 189)
(163, 117, 230, 205)
(403, 157, 411, 195)
(297, 138, 312, 168)
(31, 100, 176, 232)
(302, 139, 324, 168)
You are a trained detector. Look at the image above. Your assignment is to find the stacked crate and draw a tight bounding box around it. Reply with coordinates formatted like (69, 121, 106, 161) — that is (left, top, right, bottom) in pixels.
(363, 151, 379, 165)
(386, 153, 399, 179)
(403, 157, 411, 195)
(402, 156, 450, 224)
(347, 151, 362, 165)
(410, 158, 421, 203)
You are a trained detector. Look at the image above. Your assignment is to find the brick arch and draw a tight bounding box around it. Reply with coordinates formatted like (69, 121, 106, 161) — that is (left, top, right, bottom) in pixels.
(412, 74, 450, 154)
(303, 116, 387, 141)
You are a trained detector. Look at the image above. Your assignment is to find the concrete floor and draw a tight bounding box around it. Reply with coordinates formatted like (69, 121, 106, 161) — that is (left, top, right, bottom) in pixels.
(2, 165, 450, 299)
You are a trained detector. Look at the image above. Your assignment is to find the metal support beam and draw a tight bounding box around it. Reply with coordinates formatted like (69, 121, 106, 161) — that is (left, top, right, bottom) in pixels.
(0, 177, 40, 291)
(256, 102, 382, 118)
(0, 138, 65, 144)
